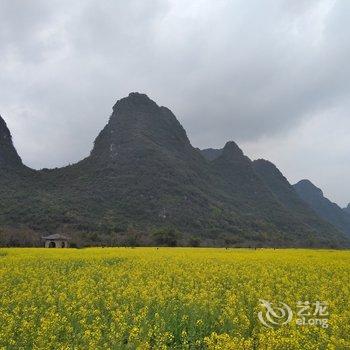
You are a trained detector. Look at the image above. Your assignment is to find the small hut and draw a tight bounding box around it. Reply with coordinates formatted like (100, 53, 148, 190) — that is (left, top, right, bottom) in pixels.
(42, 234, 69, 248)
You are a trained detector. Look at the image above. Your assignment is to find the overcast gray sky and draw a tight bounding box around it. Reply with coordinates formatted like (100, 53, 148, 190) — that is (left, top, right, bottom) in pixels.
(1, 0, 349, 206)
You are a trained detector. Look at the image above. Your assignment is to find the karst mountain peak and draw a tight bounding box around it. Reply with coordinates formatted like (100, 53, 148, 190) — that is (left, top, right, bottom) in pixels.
(90, 92, 192, 162)
(0, 115, 23, 168)
(0, 93, 348, 247)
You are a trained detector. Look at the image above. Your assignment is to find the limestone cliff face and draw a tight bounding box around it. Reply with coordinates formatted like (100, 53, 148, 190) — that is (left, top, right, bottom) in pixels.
(90, 92, 192, 163)
(0, 116, 22, 168)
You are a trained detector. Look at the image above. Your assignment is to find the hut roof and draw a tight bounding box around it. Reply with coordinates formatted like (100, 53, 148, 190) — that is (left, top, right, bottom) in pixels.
(42, 234, 69, 240)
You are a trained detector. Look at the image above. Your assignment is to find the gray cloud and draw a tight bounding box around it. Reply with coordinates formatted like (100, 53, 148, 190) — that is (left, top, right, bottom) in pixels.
(0, 0, 349, 205)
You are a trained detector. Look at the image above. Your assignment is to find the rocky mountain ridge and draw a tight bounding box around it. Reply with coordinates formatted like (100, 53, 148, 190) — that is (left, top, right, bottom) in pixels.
(0, 93, 348, 247)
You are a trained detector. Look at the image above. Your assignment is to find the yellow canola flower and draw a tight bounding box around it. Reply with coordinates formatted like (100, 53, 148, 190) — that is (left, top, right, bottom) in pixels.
(0, 247, 348, 349)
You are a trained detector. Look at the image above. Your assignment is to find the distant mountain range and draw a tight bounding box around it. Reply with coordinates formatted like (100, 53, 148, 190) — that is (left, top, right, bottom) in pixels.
(343, 203, 350, 215)
(0, 93, 349, 247)
(294, 180, 350, 238)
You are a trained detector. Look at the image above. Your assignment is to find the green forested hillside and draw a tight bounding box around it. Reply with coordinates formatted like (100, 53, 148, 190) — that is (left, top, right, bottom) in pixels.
(0, 93, 348, 247)
(294, 179, 350, 238)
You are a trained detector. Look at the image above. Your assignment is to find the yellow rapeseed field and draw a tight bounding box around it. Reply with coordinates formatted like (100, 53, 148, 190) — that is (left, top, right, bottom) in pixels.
(0, 248, 349, 349)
